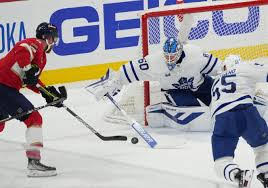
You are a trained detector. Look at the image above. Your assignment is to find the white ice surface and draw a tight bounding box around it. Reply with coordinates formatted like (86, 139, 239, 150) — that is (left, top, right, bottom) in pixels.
(0, 81, 264, 188)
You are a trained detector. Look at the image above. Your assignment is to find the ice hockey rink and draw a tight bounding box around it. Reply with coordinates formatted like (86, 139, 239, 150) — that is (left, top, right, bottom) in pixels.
(0, 81, 266, 188)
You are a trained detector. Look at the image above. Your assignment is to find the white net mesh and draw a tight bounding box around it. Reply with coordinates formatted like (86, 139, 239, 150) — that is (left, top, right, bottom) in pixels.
(103, 81, 164, 125)
(142, 0, 268, 60)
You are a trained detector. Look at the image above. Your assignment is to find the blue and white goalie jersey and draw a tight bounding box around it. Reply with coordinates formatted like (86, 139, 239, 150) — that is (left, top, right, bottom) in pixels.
(211, 62, 268, 117)
(118, 43, 221, 91)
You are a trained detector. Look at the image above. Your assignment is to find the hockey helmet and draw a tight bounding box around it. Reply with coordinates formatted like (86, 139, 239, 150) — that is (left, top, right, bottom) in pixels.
(36, 22, 58, 52)
(163, 37, 183, 70)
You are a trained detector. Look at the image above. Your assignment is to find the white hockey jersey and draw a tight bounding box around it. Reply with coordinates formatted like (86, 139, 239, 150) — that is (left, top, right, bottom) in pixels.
(118, 43, 221, 91)
(211, 62, 268, 117)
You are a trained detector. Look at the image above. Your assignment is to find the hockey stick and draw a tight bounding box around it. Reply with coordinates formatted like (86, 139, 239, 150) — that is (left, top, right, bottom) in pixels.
(0, 97, 65, 123)
(62, 105, 127, 141)
(39, 86, 127, 141)
(105, 93, 157, 148)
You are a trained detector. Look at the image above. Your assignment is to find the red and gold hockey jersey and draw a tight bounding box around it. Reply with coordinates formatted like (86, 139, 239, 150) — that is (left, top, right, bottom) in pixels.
(0, 38, 46, 92)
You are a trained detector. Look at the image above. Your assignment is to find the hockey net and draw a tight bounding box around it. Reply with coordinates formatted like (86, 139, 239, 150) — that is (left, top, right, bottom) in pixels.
(103, 0, 268, 126)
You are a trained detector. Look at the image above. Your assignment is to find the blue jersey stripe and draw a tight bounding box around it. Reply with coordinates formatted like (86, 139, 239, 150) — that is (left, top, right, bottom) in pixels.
(211, 78, 220, 92)
(205, 58, 218, 75)
(130, 61, 139, 81)
(200, 54, 212, 74)
(257, 162, 268, 169)
(123, 65, 132, 83)
(212, 95, 252, 117)
(224, 164, 236, 180)
(254, 101, 265, 106)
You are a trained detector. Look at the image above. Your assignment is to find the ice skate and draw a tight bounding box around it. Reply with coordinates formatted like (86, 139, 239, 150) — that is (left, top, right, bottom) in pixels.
(27, 158, 57, 177)
(235, 170, 254, 188)
(257, 173, 268, 188)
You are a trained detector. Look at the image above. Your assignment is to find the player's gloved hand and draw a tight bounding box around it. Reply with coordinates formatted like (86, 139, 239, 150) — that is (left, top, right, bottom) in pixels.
(40, 86, 67, 108)
(23, 65, 40, 86)
(85, 69, 123, 101)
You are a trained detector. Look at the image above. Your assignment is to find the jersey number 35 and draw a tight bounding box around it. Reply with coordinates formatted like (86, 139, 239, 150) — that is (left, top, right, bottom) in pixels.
(212, 74, 237, 100)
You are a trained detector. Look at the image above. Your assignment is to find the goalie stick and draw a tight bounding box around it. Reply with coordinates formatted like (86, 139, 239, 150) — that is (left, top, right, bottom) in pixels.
(105, 93, 157, 148)
(38, 86, 127, 141)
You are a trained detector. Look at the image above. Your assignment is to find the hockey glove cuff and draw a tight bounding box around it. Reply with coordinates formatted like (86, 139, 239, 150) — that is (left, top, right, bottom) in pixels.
(40, 86, 67, 108)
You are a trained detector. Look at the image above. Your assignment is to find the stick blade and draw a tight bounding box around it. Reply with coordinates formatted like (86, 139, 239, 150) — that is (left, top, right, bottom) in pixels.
(131, 122, 157, 148)
(97, 133, 127, 141)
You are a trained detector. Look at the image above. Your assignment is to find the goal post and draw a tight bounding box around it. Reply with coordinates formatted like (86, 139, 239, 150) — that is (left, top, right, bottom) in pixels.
(104, 0, 268, 126)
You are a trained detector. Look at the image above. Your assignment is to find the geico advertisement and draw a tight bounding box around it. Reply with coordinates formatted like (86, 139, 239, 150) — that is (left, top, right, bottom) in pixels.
(0, 0, 266, 71)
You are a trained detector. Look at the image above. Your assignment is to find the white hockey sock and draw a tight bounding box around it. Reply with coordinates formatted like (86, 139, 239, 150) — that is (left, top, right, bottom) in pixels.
(25, 126, 43, 159)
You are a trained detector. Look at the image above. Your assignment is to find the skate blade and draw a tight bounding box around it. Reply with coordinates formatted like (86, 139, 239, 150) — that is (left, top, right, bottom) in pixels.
(27, 169, 57, 177)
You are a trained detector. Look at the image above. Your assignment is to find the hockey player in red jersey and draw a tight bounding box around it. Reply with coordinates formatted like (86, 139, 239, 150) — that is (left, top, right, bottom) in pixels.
(0, 22, 66, 177)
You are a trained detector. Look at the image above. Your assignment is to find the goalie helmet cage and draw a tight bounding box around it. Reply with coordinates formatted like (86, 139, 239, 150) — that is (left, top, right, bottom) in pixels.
(104, 0, 268, 126)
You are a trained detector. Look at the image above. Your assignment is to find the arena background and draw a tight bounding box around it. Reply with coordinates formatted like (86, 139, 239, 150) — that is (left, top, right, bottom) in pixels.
(0, 0, 267, 85)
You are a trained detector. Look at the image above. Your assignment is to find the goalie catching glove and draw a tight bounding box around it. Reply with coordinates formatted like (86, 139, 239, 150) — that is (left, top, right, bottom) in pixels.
(86, 69, 123, 101)
(40, 86, 67, 108)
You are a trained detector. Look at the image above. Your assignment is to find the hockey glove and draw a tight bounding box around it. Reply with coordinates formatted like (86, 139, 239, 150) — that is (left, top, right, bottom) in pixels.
(85, 69, 123, 101)
(23, 65, 40, 86)
(40, 86, 67, 108)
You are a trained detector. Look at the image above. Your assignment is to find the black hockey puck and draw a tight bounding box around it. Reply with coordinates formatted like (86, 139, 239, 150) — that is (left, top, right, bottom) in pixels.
(131, 137, 139, 144)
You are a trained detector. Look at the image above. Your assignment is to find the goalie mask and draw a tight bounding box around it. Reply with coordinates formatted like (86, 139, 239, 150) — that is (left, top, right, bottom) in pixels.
(163, 37, 183, 70)
(36, 22, 59, 53)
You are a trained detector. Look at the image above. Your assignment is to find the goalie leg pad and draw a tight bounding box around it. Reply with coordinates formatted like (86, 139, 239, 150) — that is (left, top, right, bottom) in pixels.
(146, 102, 212, 131)
(214, 157, 240, 182)
(146, 103, 165, 128)
(23, 111, 42, 128)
